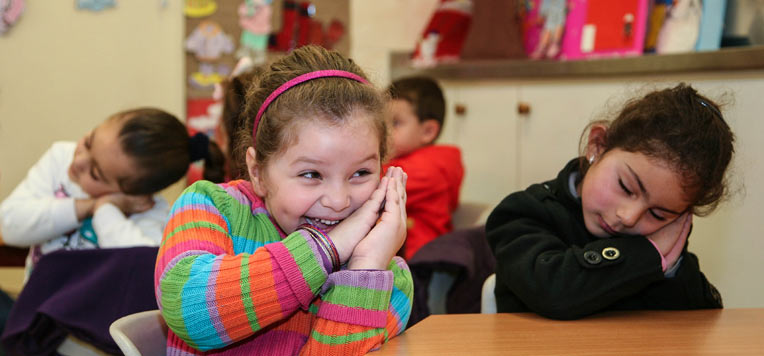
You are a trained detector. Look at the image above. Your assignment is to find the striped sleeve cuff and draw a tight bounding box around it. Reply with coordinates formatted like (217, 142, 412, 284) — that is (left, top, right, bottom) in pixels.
(318, 269, 394, 328)
(265, 232, 327, 308)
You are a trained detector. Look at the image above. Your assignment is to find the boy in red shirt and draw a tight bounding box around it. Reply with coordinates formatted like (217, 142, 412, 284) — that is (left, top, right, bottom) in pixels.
(384, 77, 464, 259)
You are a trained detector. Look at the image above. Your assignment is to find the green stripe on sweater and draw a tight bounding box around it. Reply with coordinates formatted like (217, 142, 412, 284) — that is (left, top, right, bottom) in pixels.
(310, 327, 383, 345)
(239, 254, 262, 332)
(160, 255, 199, 350)
(322, 285, 391, 311)
(167, 221, 228, 240)
(282, 232, 326, 294)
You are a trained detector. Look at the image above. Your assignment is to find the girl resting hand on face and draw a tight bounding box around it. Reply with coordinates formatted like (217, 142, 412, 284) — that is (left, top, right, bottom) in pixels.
(486, 83, 733, 320)
(154, 45, 413, 356)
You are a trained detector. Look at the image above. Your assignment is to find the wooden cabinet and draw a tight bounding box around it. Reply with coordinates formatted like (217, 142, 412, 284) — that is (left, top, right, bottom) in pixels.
(417, 69, 764, 309)
(439, 80, 620, 204)
(438, 82, 519, 208)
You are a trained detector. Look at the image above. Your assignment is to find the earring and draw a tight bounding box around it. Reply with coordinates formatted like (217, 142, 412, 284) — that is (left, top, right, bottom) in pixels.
(588, 155, 595, 164)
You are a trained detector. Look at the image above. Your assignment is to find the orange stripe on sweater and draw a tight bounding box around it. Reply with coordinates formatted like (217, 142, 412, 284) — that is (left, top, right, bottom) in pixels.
(248, 250, 284, 328)
(214, 256, 252, 341)
(164, 209, 228, 239)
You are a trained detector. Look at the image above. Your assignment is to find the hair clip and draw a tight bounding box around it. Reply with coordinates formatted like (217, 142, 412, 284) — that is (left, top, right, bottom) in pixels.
(697, 98, 726, 124)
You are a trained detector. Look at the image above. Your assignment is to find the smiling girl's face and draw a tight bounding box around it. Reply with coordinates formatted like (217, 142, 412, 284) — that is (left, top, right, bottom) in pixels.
(248, 113, 381, 235)
(578, 148, 691, 238)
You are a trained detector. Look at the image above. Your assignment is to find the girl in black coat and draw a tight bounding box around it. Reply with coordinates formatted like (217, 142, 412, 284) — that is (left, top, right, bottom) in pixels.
(487, 84, 734, 319)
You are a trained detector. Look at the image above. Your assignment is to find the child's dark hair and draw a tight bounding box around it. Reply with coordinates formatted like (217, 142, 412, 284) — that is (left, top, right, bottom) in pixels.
(238, 45, 389, 168)
(579, 83, 735, 216)
(114, 108, 226, 195)
(220, 70, 259, 180)
(388, 76, 446, 139)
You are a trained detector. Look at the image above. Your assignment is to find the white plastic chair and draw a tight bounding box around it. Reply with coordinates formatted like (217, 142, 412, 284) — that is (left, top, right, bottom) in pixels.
(481, 273, 497, 314)
(109, 309, 168, 356)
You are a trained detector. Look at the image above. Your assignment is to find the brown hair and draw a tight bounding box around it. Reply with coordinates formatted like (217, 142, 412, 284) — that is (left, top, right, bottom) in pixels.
(220, 70, 259, 180)
(388, 76, 446, 141)
(114, 108, 226, 194)
(579, 83, 735, 216)
(236, 45, 389, 169)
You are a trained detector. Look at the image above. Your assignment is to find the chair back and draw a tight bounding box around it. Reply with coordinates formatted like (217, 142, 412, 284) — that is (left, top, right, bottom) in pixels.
(481, 273, 497, 314)
(452, 201, 492, 229)
(109, 309, 168, 356)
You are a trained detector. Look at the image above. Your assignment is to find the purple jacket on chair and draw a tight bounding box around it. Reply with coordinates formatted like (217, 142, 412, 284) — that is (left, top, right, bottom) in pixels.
(1, 247, 158, 356)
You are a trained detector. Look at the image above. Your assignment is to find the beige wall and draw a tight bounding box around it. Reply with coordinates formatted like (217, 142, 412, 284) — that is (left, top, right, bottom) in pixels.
(0, 1, 434, 203)
(0, 1, 185, 202)
(349, 0, 438, 86)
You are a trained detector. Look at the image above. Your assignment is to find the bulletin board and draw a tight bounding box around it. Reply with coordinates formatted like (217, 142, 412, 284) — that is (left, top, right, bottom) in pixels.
(183, 0, 349, 183)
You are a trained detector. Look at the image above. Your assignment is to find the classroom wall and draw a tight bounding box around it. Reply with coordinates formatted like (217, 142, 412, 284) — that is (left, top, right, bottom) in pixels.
(349, 0, 439, 86)
(0, 1, 186, 202)
(0, 1, 433, 204)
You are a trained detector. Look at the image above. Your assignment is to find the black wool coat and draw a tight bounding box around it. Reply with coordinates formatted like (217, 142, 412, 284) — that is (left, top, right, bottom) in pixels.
(486, 158, 722, 320)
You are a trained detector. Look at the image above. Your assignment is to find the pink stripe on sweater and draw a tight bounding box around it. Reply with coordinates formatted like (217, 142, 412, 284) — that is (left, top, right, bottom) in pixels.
(317, 302, 388, 328)
(265, 242, 315, 309)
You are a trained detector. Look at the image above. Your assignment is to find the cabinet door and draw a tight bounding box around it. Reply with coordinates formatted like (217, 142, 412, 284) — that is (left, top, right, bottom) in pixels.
(516, 81, 628, 188)
(440, 81, 519, 207)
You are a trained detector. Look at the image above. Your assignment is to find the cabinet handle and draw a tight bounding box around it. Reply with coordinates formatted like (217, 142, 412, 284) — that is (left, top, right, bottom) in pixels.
(455, 104, 467, 116)
(517, 102, 531, 115)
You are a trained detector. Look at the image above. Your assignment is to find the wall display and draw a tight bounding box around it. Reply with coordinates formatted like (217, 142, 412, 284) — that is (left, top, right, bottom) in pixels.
(655, 0, 701, 54)
(185, 98, 220, 185)
(183, 0, 350, 185)
(411, 0, 473, 67)
(185, 0, 217, 18)
(0, 0, 24, 35)
(644, 0, 672, 53)
(237, 0, 272, 62)
(76, 0, 116, 11)
(186, 20, 235, 61)
(560, 0, 648, 60)
(695, 0, 726, 51)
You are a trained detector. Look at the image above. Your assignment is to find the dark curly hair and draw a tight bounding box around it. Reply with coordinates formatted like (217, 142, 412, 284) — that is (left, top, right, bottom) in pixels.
(579, 83, 735, 216)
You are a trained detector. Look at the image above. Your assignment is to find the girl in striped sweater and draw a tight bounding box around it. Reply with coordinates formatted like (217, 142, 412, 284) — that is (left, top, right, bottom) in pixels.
(155, 45, 413, 355)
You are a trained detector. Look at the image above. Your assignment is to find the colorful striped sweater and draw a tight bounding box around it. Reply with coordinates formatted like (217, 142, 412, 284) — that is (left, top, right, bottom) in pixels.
(155, 180, 413, 355)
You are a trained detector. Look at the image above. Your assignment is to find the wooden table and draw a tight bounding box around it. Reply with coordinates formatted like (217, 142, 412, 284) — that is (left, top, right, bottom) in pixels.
(372, 309, 764, 355)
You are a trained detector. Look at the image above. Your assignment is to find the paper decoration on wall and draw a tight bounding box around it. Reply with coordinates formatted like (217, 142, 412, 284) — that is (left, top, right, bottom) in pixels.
(560, 0, 648, 60)
(271, 0, 298, 52)
(523, 0, 543, 58)
(185, 0, 217, 18)
(655, 0, 702, 54)
(189, 63, 230, 89)
(76, 0, 116, 11)
(324, 19, 345, 50)
(186, 98, 220, 185)
(411, 0, 473, 68)
(644, 0, 672, 53)
(0, 0, 24, 35)
(186, 20, 234, 61)
(461, 0, 525, 60)
(695, 0, 726, 51)
(529, 0, 566, 59)
(236, 0, 272, 64)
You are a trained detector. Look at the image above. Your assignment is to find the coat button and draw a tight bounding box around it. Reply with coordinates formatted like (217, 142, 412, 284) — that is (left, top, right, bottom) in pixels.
(583, 250, 602, 265)
(602, 247, 620, 260)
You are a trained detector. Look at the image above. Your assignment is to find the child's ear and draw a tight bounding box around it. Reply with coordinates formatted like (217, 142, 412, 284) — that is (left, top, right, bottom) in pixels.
(245, 147, 267, 197)
(420, 119, 441, 145)
(586, 124, 608, 160)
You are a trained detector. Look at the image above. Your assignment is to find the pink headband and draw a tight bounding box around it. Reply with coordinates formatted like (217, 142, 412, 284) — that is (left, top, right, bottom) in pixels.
(252, 69, 370, 139)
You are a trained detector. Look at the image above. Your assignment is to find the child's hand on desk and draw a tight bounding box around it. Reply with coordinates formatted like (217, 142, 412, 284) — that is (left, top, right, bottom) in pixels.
(95, 193, 155, 215)
(348, 167, 408, 270)
(647, 212, 692, 271)
(327, 173, 391, 264)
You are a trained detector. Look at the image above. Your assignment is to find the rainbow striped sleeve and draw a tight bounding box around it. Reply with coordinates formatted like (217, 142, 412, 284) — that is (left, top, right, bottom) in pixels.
(154, 181, 329, 352)
(300, 257, 413, 355)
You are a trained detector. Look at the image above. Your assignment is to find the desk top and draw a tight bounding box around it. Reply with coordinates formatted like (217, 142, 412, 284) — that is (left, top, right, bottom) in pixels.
(373, 309, 764, 355)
